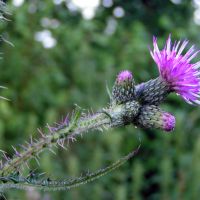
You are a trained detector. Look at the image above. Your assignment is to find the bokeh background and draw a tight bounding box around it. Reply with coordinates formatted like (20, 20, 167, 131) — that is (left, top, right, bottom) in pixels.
(1, 0, 200, 199)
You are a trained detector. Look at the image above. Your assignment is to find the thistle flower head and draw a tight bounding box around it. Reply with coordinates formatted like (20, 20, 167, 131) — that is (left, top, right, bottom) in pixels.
(162, 112, 175, 132)
(150, 35, 200, 105)
(134, 105, 175, 132)
(112, 70, 135, 104)
(117, 70, 133, 84)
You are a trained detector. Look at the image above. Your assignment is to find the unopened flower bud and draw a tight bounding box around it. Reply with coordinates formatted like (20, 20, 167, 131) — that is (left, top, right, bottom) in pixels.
(112, 70, 135, 104)
(133, 105, 175, 132)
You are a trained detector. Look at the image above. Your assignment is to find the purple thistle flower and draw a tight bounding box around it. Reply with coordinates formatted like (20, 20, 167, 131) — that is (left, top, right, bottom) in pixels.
(117, 70, 133, 84)
(150, 35, 200, 105)
(162, 112, 175, 132)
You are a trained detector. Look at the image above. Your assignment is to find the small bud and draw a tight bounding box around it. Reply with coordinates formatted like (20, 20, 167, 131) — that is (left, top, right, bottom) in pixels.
(116, 70, 133, 83)
(133, 105, 175, 132)
(112, 70, 135, 104)
(162, 113, 175, 132)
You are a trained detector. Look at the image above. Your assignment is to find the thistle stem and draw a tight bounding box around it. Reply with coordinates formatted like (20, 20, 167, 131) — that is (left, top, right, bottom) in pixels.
(0, 112, 111, 177)
(0, 144, 140, 192)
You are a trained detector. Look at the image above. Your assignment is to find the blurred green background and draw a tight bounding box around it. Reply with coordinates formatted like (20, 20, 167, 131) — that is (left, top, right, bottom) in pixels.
(1, 0, 200, 199)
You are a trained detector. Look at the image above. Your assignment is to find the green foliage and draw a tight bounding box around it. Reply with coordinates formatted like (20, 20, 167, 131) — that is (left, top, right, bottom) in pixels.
(0, 0, 200, 199)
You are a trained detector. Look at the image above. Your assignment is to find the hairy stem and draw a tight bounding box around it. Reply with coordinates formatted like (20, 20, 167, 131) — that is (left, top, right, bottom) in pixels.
(0, 144, 140, 192)
(0, 101, 140, 177)
(0, 111, 111, 177)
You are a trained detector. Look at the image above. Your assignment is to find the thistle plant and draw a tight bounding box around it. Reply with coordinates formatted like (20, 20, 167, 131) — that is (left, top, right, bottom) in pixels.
(0, 35, 200, 193)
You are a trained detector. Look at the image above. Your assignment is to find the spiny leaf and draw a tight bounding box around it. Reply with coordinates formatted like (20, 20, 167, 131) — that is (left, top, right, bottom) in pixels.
(0, 143, 140, 192)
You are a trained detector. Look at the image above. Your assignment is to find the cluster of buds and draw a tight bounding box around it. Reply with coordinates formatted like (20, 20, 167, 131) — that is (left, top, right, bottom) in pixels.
(111, 35, 200, 132)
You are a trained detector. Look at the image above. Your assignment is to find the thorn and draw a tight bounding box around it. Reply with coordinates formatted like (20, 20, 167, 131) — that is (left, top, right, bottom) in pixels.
(48, 148, 56, 155)
(0, 149, 7, 154)
(35, 154, 40, 160)
(25, 141, 31, 146)
(38, 172, 46, 177)
(54, 122, 60, 127)
(34, 139, 39, 143)
(53, 143, 59, 149)
(82, 112, 86, 117)
(106, 80, 112, 100)
(47, 123, 53, 132)
(18, 144, 28, 150)
(34, 157, 40, 166)
(64, 115, 69, 125)
(37, 128, 46, 138)
(67, 138, 70, 146)
(1, 35, 14, 46)
(47, 123, 57, 133)
(30, 136, 33, 145)
(25, 162, 30, 169)
(74, 104, 81, 109)
(0, 160, 3, 169)
(0, 192, 7, 200)
(2, 152, 10, 161)
(0, 96, 10, 101)
(67, 136, 77, 145)
(61, 143, 67, 151)
(0, 84, 7, 89)
(11, 145, 21, 157)
(57, 139, 68, 151)
(71, 136, 77, 142)
(60, 138, 65, 146)
(21, 164, 25, 171)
